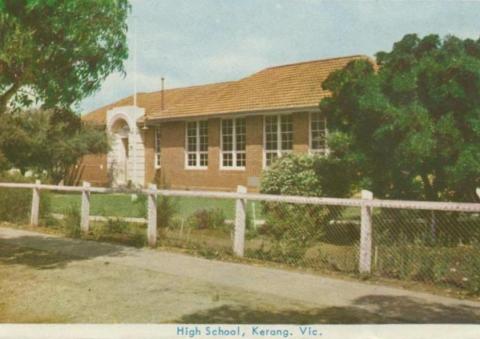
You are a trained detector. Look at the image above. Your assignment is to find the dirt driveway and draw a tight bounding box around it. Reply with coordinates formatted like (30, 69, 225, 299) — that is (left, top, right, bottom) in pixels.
(1, 226, 480, 323)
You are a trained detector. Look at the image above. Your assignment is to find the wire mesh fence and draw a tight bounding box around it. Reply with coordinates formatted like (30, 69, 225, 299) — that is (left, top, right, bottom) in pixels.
(372, 208, 480, 293)
(0, 181, 479, 295)
(156, 195, 235, 257)
(245, 202, 361, 273)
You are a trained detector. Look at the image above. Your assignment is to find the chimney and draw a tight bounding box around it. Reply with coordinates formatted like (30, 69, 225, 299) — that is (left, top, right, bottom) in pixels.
(161, 77, 165, 111)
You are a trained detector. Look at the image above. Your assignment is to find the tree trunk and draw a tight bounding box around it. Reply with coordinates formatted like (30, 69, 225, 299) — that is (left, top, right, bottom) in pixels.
(0, 82, 20, 114)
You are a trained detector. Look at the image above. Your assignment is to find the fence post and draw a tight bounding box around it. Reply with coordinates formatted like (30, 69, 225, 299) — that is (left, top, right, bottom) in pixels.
(234, 185, 247, 257)
(81, 181, 91, 233)
(147, 184, 157, 247)
(30, 179, 41, 226)
(359, 189, 373, 274)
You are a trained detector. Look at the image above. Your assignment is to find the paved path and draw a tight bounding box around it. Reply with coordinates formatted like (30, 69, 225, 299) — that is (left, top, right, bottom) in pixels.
(1, 226, 480, 323)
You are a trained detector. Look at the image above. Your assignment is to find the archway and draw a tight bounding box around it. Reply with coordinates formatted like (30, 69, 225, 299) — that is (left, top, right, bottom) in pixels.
(110, 118, 131, 186)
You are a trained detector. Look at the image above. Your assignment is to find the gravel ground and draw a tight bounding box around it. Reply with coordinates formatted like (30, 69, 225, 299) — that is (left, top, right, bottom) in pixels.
(1, 226, 480, 323)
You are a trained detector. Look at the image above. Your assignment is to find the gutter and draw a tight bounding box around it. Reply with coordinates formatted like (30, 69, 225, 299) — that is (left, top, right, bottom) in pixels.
(141, 104, 320, 125)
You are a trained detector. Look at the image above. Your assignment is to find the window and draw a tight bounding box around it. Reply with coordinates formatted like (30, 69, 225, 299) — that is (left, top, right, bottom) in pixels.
(310, 112, 327, 155)
(186, 120, 208, 168)
(154, 127, 161, 168)
(221, 118, 246, 169)
(264, 114, 293, 167)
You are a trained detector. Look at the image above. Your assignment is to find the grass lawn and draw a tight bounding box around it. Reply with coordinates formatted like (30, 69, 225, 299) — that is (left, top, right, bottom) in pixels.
(50, 193, 263, 220)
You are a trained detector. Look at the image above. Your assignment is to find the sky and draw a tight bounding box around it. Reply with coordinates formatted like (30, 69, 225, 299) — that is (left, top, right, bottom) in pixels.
(79, 0, 480, 113)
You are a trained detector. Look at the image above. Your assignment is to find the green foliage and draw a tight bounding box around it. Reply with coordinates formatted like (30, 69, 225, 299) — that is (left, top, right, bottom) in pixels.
(376, 240, 480, 294)
(259, 153, 354, 262)
(320, 34, 480, 201)
(156, 196, 178, 229)
(0, 172, 31, 222)
(186, 208, 226, 230)
(260, 153, 355, 198)
(91, 218, 146, 248)
(260, 154, 322, 196)
(0, 171, 51, 223)
(0, 0, 130, 113)
(0, 108, 109, 183)
(104, 217, 129, 234)
(62, 205, 81, 238)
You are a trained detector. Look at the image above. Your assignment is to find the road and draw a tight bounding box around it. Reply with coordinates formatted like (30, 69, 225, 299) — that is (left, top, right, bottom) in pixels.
(0, 226, 479, 323)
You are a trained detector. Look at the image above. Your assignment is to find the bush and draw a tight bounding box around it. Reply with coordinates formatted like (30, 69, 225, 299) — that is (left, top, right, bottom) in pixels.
(131, 194, 178, 229)
(62, 205, 81, 238)
(260, 153, 355, 197)
(0, 171, 52, 224)
(186, 208, 226, 230)
(104, 218, 129, 234)
(91, 218, 146, 247)
(157, 196, 178, 229)
(259, 154, 355, 260)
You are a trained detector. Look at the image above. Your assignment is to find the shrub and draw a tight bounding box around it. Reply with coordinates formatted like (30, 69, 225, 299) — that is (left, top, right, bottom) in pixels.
(260, 153, 355, 198)
(186, 208, 226, 230)
(156, 196, 178, 229)
(91, 218, 147, 247)
(0, 171, 52, 224)
(104, 218, 129, 234)
(131, 194, 178, 229)
(259, 154, 355, 261)
(62, 205, 81, 238)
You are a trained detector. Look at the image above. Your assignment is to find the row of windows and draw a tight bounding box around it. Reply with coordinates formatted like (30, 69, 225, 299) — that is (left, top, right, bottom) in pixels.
(154, 113, 327, 169)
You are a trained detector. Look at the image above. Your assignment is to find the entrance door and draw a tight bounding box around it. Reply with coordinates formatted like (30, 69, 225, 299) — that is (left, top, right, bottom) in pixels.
(110, 119, 131, 186)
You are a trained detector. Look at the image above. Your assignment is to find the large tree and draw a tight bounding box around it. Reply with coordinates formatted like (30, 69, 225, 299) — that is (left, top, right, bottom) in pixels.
(0, 0, 129, 113)
(320, 34, 480, 201)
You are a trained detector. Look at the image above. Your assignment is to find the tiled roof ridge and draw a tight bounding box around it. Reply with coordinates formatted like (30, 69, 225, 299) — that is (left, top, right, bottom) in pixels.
(261, 54, 367, 71)
(141, 80, 235, 96)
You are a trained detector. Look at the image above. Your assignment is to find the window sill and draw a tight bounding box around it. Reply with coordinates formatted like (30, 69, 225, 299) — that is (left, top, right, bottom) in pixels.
(185, 166, 208, 171)
(220, 166, 246, 171)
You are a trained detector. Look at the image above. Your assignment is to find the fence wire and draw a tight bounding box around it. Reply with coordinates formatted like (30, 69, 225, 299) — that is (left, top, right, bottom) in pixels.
(1, 182, 480, 295)
(245, 202, 361, 273)
(372, 207, 480, 293)
(153, 195, 235, 257)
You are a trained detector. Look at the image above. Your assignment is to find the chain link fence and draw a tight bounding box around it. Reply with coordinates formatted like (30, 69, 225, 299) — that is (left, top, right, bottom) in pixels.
(0, 181, 479, 295)
(372, 207, 480, 293)
(245, 203, 361, 273)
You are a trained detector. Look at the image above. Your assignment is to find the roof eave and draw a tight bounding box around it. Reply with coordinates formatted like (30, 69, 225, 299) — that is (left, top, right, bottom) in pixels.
(144, 105, 320, 124)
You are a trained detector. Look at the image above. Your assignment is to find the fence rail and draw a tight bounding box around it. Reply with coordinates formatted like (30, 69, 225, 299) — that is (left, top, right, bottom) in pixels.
(0, 181, 479, 279)
(1, 182, 479, 211)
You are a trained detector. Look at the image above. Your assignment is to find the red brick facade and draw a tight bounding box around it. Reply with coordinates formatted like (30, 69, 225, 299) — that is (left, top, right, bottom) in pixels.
(78, 112, 312, 191)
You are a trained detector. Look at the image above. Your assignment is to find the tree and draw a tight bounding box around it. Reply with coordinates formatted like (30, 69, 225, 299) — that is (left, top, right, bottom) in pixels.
(320, 34, 480, 201)
(0, 0, 130, 113)
(0, 108, 109, 183)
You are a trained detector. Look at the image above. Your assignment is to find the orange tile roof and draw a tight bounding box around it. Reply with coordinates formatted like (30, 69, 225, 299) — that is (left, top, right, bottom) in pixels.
(82, 55, 366, 124)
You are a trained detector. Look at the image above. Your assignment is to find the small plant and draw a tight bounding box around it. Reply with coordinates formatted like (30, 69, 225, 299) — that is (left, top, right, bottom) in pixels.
(62, 205, 81, 238)
(157, 196, 178, 229)
(186, 208, 226, 230)
(104, 218, 129, 233)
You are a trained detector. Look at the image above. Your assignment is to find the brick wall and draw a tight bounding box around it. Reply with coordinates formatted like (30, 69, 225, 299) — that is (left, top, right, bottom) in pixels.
(78, 112, 312, 191)
(72, 154, 109, 186)
(146, 112, 310, 192)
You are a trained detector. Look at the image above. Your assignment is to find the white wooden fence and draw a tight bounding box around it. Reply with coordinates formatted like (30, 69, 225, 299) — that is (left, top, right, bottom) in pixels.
(0, 181, 479, 274)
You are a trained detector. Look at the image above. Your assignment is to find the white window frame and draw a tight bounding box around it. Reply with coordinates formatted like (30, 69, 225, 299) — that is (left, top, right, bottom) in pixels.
(154, 127, 161, 169)
(309, 112, 329, 156)
(263, 114, 293, 168)
(185, 120, 208, 170)
(220, 117, 246, 170)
